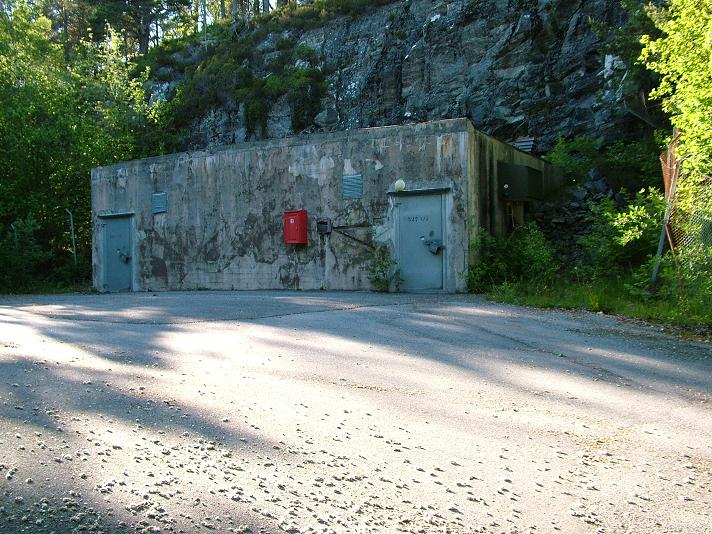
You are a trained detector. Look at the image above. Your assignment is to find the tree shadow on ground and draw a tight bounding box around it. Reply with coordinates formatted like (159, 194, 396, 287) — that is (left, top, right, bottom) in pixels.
(4, 291, 712, 410)
(1, 291, 711, 533)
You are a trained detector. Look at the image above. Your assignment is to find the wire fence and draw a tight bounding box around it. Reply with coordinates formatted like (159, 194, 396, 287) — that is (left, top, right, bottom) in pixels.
(660, 134, 712, 251)
(652, 133, 711, 288)
(669, 174, 712, 249)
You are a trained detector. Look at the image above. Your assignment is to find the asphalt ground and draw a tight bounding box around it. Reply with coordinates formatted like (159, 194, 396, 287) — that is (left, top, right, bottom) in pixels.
(0, 291, 710, 533)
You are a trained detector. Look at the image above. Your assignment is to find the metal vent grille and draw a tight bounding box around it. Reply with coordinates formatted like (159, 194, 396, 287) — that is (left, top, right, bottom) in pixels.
(342, 174, 363, 199)
(511, 137, 535, 153)
(152, 192, 167, 214)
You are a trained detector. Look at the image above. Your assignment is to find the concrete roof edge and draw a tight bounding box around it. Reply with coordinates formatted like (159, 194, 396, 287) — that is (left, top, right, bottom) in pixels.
(472, 128, 549, 163)
(92, 118, 476, 174)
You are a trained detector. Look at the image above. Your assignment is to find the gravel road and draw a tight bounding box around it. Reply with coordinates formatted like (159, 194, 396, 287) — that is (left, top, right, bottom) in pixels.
(1, 291, 710, 534)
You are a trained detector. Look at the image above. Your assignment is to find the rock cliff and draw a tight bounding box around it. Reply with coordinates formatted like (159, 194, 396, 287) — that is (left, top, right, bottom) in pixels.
(153, 0, 637, 153)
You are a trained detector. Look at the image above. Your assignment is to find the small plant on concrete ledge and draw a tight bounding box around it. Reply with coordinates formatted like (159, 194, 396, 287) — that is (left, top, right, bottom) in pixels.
(368, 244, 402, 292)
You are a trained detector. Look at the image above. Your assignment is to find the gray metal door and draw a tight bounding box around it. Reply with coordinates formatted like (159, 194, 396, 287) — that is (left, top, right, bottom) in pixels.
(103, 216, 132, 292)
(397, 194, 444, 291)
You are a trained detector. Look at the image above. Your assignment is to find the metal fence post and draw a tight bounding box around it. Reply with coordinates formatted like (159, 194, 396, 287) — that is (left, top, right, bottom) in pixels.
(652, 169, 678, 285)
(65, 208, 77, 266)
(9, 223, 17, 246)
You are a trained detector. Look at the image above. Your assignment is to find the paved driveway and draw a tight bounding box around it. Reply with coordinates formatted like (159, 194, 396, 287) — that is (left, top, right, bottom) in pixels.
(1, 291, 711, 533)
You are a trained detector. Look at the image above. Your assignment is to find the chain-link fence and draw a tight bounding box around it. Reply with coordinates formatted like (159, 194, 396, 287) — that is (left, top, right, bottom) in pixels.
(653, 133, 712, 293)
(669, 174, 712, 248)
(660, 134, 712, 251)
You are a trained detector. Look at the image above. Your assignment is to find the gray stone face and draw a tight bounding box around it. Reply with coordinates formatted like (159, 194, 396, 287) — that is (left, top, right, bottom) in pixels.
(166, 0, 629, 153)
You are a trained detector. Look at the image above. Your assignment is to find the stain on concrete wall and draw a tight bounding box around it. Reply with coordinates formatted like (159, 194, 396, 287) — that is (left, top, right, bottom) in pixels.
(470, 129, 559, 243)
(92, 119, 551, 293)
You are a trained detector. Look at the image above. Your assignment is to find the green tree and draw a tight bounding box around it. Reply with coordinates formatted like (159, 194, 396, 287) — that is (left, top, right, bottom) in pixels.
(0, 2, 152, 288)
(0, 2, 74, 235)
(91, 0, 191, 55)
(39, 0, 97, 60)
(640, 0, 712, 174)
(640, 0, 711, 295)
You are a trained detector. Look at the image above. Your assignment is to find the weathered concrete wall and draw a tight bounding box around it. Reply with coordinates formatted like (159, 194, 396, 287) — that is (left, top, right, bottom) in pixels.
(471, 130, 560, 240)
(93, 119, 481, 292)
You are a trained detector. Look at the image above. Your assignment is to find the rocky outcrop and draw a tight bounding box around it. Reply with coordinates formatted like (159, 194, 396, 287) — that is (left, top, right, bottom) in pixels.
(160, 0, 634, 153)
(530, 169, 626, 261)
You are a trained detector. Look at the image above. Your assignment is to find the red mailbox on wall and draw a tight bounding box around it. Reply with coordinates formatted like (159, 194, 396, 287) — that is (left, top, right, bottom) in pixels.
(283, 209, 308, 245)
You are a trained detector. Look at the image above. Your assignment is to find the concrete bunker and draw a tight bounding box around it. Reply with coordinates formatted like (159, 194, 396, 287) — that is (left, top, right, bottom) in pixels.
(91, 119, 556, 293)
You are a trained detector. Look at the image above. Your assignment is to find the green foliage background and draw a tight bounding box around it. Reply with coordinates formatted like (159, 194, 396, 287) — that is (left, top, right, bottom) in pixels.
(474, 0, 712, 329)
(640, 0, 712, 175)
(0, 4, 154, 291)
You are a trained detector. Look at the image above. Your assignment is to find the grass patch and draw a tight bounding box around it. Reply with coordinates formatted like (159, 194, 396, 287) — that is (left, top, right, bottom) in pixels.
(485, 277, 712, 330)
(468, 221, 711, 331)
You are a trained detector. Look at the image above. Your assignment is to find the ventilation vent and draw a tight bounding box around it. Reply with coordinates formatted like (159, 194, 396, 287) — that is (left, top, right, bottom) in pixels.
(511, 137, 535, 153)
(152, 192, 167, 214)
(342, 174, 363, 199)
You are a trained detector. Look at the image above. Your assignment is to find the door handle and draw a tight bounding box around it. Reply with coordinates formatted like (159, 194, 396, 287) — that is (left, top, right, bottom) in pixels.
(422, 239, 443, 255)
(117, 249, 131, 263)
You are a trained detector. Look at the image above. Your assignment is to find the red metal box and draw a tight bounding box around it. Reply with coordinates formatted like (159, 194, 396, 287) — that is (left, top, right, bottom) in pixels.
(283, 209, 308, 245)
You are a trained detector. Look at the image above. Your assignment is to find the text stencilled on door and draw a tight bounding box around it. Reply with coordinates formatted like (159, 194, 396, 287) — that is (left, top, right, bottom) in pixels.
(406, 215, 430, 223)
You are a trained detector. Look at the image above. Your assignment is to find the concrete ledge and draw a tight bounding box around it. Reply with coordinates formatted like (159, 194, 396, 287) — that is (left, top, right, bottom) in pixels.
(93, 118, 474, 174)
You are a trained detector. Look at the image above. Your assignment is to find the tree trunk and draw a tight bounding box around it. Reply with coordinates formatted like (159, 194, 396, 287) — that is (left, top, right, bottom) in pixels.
(61, 1, 70, 62)
(138, 19, 151, 55)
(154, 20, 160, 47)
(192, 0, 200, 33)
(262, 0, 270, 13)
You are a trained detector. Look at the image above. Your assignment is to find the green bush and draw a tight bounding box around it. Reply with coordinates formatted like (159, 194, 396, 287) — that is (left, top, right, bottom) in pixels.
(600, 135, 666, 190)
(678, 245, 712, 310)
(283, 67, 327, 131)
(466, 149, 708, 328)
(579, 188, 665, 275)
(267, 49, 293, 72)
(466, 203, 710, 328)
(467, 229, 507, 292)
(545, 134, 665, 191)
(294, 44, 320, 65)
(468, 223, 557, 292)
(673, 173, 712, 242)
(275, 37, 295, 51)
(45, 248, 92, 289)
(509, 223, 558, 285)
(545, 136, 599, 186)
(623, 242, 712, 326)
(369, 244, 402, 292)
(0, 217, 49, 292)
